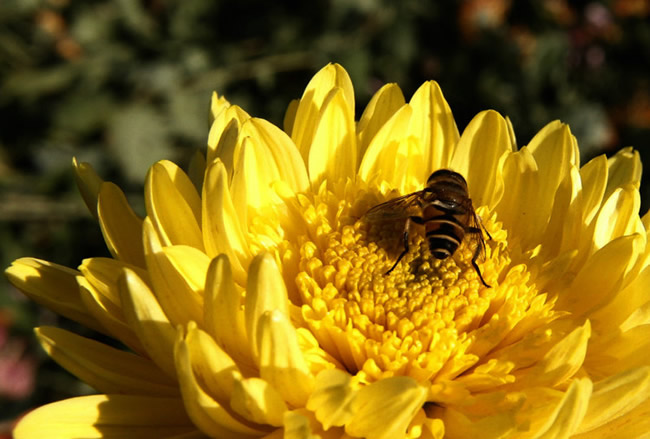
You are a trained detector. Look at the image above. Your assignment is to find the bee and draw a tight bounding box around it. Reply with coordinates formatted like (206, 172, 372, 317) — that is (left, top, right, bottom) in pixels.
(364, 169, 492, 287)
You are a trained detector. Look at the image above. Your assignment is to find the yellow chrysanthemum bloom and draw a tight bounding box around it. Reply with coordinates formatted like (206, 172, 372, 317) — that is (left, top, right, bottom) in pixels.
(7, 63, 650, 439)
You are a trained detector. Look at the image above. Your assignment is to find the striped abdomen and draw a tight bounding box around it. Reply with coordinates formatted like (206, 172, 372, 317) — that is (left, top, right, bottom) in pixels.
(422, 203, 469, 260)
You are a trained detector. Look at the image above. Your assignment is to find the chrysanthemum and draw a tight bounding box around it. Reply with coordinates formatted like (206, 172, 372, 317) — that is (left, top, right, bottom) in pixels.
(7, 63, 650, 439)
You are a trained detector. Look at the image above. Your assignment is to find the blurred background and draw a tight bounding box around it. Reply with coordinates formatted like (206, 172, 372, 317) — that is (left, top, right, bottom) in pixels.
(1, 0, 649, 434)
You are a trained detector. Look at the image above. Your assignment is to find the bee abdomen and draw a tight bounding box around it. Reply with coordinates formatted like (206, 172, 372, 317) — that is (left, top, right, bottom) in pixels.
(427, 233, 461, 260)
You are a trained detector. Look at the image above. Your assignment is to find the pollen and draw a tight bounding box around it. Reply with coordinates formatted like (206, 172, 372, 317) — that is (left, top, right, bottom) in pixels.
(292, 190, 561, 388)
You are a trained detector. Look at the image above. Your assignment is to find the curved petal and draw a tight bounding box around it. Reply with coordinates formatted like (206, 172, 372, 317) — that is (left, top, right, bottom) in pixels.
(510, 321, 590, 389)
(577, 366, 650, 435)
(308, 87, 357, 187)
(204, 255, 253, 369)
(187, 150, 206, 193)
(145, 161, 203, 249)
(36, 326, 178, 396)
(257, 310, 314, 407)
(283, 99, 300, 137)
(358, 104, 413, 187)
(560, 235, 643, 317)
(245, 253, 291, 361)
(291, 63, 354, 161)
(97, 182, 146, 268)
(13, 394, 195, 439)
(529, 378, 592, 439)
(207, 105, 250, 166)
(592, 186, 643, 251)
(78, 275, 145, 354)
(579, 154, 608, 226)
(605, 147, 642, 198)
(174, 328, 269, 438)
(202, 160, 251, 283)
(496, 147, 540, 252)
(345, 376, 428, 439)
(450, 110, 513, 210)
(5, 258, 104, 333)
(181, 322, 242, 405)
(230, 377, 288, 427)
(240, 118, 309, 193)
(407, 80, 459, 174)
(306, 369, 356, 430)
(118, 267, 177, 378)
(72, 158, 104, 220)
(357, 83, 406, 160)
(143, 220, 206, 327)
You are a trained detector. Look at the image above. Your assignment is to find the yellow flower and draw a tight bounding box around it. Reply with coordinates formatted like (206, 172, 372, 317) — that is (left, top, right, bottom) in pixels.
(7, 63, 650, 439)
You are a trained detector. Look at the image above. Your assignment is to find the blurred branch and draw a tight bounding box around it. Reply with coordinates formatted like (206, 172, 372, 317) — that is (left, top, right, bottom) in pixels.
(189, 51, 318, 91)
(0, 193, 89, 222)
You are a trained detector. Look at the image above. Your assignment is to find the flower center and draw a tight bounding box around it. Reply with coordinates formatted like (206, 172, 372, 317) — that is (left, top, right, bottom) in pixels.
(286, 187, 558, 386)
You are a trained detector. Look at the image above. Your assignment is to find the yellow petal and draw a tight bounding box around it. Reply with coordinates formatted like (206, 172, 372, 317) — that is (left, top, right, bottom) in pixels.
(97, 182, 146, 268)
(240, 118, 309, 193)
(13, 394, 195, 439)
(231, 377, 288, 426)
(230, 136, 279, 222)
(578, 366, 650, 434)
(590, 261, 650, 332)
(118, 267, 177, 378)
(5, 258, 103, 333)
(605, 147, 642, 197)
(527, 121, 579, 248)
(358, 104, 413, 186)
(181, 322, 242, 405)
(72, 157, 103, 220)
(174, 327, 266, 438)
(210, 90, 231, 124)
(77, 275, 144, 354)
(145, 160, 204, 249)
(579, 154, 608, 226)
(496, 147, 540, 252)
(282, 410, 322, 439)
(345, 377, 428, 439)
(308, 87, 357, 187)
(560, 234, 643, 317)
(143, 224, 206, 327)
(512, 321, 590, 389)
(587, 325, 650, 377)
(257, 310, 314, 407)
(187, 149, 206, 193)
(539, 166, 583, 262)
(204, 255, 253, 369)
(283, 98, 300, 137)
(77, 257, 150, 352)
(442, 408, 517, 439)
(36, 326, 178, 396)
(531, 378, 592, 439)
(592, 185, 643, 250)
(245, 253, 290, 361)
(357, 83, 406, 159)
(207, 105, 249, 165)
(307, 369, 356, 429)
(573, 397, 650, 438)
(450, 110, 512, 209)
(407, 80, 459, 173)
(292, 63, 354, 161)
(202, 160, 250, 283)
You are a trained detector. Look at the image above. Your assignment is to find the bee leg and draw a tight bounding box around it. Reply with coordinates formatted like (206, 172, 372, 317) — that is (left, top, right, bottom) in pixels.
(469, 226, 493, 242)
(386, 216, 424, 275)
(471, 244, 491, 288)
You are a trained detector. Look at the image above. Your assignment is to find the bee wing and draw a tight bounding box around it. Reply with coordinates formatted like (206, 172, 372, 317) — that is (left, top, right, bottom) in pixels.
(466, 201, 490, 261)
(363, 190, 429, 223)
